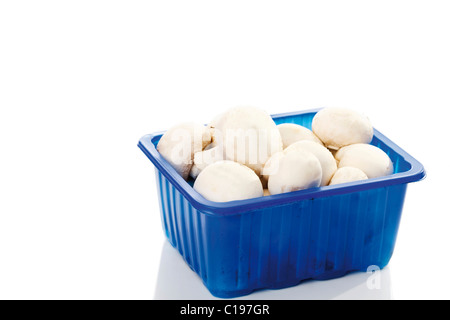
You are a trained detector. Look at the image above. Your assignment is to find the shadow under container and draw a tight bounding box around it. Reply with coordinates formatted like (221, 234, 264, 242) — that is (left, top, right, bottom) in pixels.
(138, 109, 425, 298)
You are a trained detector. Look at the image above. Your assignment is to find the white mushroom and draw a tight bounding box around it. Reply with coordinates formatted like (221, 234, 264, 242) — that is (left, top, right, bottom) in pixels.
(157, 122, 212, 180)
(261, 151, 284, 188)
(193, 160, 263, 202)
(267, 150, 322, 195)
(335, 143, 394, 179)
(189, 145, 224, 179)
(277, 123, 324, 148)
(312, 107, 373, 150)
(284, 140, 337, 186)
(329, 166, 368, 185)
(209, 106, 283, 176)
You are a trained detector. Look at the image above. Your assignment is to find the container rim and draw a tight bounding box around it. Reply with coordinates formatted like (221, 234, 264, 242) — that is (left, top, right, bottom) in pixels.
(138, 108, 426, 216)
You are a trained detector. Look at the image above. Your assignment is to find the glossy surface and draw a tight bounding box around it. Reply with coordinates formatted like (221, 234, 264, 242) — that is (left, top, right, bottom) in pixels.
(138, 109, 425, 298)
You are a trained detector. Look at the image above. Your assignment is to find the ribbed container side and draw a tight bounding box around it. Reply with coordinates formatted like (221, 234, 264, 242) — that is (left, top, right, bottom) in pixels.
(156, 169, 208, 282)
(155, 166, 408, 298)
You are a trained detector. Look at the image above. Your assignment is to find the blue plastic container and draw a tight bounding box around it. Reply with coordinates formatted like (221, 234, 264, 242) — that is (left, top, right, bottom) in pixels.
(138, 109, 425, 298)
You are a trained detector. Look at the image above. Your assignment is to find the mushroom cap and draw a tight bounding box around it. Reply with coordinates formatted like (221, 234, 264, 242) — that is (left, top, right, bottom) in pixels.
(261, 151, 285, 187)
(267, 150, 322, 195)
(157, 122, 212, 180)
(189, 145, 224, 179)
(284, 140, 337, 186)
(209, 106, 283, 176)
(335, 143, 394, 179)
(312, 107, 373, 150)
(329, 166, 368, 185)
(193, 160, 263, 202)
(277, 123, 324, 148)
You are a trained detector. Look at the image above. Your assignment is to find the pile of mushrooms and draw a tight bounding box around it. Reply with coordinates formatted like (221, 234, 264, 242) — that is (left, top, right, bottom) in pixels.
(156, 106, 394, 202)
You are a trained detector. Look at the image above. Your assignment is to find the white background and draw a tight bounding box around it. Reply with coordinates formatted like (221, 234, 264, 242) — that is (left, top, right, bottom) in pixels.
(0, 1, 449, 300)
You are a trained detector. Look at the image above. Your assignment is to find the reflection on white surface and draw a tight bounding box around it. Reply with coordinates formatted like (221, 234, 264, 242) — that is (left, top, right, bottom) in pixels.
(153, 240, 392, 300)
